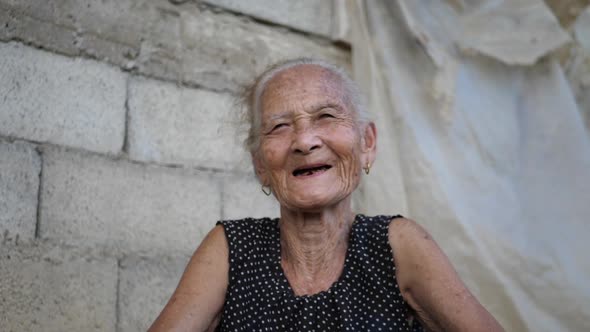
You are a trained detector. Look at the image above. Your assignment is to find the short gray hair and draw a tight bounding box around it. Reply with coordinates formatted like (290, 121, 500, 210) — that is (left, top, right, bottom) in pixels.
(238, 58, 370, 156)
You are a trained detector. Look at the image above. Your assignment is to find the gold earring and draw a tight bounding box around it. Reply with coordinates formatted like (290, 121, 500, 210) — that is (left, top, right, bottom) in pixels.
(261, 185, 272, 196)
(363, 162, 371, 175)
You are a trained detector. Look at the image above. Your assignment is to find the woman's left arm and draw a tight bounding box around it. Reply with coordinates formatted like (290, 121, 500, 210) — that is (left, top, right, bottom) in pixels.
(389, 217, 505, 332)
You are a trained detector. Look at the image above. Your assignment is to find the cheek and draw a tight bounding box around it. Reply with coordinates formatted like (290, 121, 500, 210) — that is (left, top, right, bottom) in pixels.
(260, 141, 286, 170)
(329, 130, 364, 184)
(264, 148, 277, 164)
(327, 129, 362, 162)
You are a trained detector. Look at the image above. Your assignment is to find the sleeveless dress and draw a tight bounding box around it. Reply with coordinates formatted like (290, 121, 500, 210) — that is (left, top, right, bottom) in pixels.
(215, 214, 424, 332)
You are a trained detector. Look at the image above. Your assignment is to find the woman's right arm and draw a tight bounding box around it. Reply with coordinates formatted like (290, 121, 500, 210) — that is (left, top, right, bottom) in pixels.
(148, 225, 229, 332)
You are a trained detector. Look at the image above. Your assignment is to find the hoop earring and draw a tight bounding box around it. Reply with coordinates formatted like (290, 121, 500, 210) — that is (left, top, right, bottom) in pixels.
(363, 162, 371, 175)
(261, 185, 272, 196)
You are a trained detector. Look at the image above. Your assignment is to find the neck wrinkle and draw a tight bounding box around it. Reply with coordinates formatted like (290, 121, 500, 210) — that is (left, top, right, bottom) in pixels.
(278, 206, 355, 295)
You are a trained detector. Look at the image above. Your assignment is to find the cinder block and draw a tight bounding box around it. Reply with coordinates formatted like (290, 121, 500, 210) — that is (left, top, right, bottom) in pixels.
(0, 5, 79, 56)
(1, 0, 349, 92)
(0, 141, 40, 243)
(222, 173, 280, 220)
(2, 0, 181, 79)
(39, 148, 221, 255)
(180, 8, 351, 91)
(0, 242, 117, 332)
(118, 255, 190, 332)
(4, 0, 176, 49)
(202, 0, 333, 38)
(0, 42, 126, 155)
(68, 0, 183, 81)
(128, 77, 251, 170)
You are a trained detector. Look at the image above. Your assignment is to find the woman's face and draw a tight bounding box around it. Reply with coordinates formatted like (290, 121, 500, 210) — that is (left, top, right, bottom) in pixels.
(254, 65, 376, 212)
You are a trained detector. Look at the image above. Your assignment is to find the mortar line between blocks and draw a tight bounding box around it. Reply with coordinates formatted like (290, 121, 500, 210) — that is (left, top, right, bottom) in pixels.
(34, 147, 44, 239)
(219, 177, 225, 220)
(115, 257, 122, 332)
(122, 75, 131, 154)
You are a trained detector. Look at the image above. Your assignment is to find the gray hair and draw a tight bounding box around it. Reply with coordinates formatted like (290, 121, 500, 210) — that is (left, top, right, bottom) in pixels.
(238, 58, 370, 156)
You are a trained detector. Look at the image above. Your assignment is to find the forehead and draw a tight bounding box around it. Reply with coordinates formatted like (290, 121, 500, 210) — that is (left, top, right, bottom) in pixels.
(260, 64, 348, 114)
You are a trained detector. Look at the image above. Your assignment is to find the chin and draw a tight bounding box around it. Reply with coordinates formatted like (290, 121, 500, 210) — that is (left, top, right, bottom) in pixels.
(281, 192, 349, 212)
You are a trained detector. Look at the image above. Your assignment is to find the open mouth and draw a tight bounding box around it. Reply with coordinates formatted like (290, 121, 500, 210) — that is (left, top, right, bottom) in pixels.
(292, 164, 332, 177)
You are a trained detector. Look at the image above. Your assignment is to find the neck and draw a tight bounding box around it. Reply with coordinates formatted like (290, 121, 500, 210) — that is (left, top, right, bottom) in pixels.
(279, 198, 355, 295)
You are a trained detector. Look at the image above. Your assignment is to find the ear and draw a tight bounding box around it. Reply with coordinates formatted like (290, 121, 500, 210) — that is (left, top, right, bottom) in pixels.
(252, 152, 270, 186)
(361, 122, 377, 165)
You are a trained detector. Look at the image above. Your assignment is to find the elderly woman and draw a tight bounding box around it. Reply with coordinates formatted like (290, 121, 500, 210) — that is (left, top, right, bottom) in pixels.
(149, 59, 504, 331)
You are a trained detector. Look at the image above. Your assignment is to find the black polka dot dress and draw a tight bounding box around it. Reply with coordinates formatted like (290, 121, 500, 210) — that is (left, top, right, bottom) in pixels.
(215, 214, 424, 331)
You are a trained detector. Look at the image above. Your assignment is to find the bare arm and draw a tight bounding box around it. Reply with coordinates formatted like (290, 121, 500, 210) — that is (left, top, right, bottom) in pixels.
(149, 225, 229, 332)
(389, 218, 504, 332)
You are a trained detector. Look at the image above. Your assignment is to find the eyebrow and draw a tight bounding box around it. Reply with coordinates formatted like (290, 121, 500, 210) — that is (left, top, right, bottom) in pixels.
(312, 102, 345, 113)
(265, 102, 345, 123)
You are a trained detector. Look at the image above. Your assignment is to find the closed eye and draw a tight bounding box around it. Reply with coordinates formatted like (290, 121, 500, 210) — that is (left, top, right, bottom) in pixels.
(268, 123, 288, 133)
(319, 113, 335, 119)
(275, 123, 288, 129)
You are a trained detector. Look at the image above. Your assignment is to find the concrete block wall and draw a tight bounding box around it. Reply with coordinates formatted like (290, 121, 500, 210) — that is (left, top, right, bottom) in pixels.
(0, 1, 350, 331)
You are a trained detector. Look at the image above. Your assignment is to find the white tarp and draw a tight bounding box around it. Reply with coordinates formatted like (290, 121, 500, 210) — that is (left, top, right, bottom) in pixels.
(348, 1, 590, 330)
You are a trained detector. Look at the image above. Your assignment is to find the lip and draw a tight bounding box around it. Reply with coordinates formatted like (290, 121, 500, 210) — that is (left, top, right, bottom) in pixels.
(292, 163, 333, 177)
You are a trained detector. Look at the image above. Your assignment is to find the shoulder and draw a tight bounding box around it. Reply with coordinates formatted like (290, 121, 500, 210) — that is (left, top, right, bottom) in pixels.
(186, 225, 229, 273)
(387, 216, 431, 245)
(384, 217, 505, 331)
(386, 216, 449, 294)
(385, 220, 505, 331)
(148, 224, 230, 331)
(387, 217, 441, 273)
(202, 224, 229, 252)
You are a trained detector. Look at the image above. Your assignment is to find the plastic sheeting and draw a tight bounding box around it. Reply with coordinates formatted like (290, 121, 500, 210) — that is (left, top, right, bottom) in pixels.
(348, 1, 590, 331)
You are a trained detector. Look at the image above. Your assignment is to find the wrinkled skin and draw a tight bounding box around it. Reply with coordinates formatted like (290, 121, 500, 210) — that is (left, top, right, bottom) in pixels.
(148, 65, 505, 332)
(254, 65, 376, 213)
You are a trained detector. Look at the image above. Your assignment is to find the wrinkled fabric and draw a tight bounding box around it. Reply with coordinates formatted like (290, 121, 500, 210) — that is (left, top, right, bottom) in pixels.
(348, 1, 590, 331)
(568, 5, 590, 129)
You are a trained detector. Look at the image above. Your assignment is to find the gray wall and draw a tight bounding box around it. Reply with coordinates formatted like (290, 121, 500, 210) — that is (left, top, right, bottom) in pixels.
(0, 1, 350, 331)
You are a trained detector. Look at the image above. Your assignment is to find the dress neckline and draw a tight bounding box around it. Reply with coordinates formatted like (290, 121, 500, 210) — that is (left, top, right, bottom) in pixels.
(272, 214, 361, 299)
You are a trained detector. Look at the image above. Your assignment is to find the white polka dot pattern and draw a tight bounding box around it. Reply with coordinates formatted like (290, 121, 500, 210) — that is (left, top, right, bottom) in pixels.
(215, 214, 424, 331)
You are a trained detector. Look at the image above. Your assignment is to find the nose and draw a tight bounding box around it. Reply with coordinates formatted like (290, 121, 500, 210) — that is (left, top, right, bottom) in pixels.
(291, 126, 322, 155)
